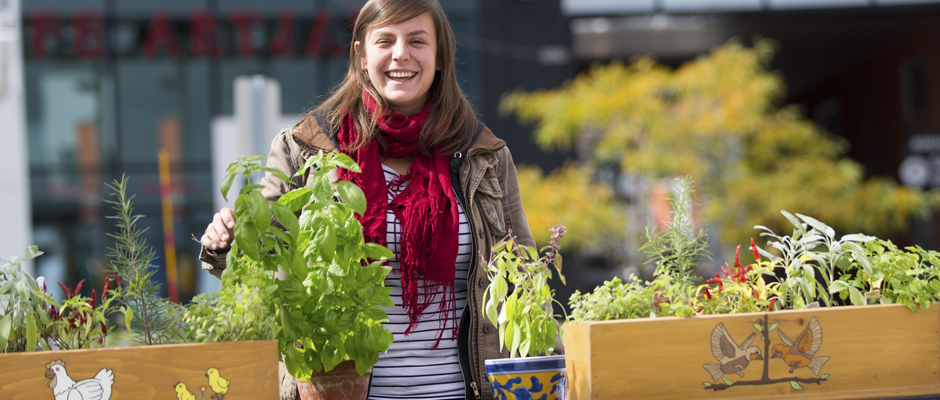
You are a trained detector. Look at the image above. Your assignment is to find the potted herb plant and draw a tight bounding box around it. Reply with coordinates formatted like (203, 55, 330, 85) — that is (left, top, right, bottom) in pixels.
(219, 152, 395, 400)
(481, 225, 568, 400)
(563, 177, 940, 399)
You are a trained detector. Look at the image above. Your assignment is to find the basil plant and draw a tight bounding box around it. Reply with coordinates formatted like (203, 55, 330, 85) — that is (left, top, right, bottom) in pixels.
(221, 152, 395, 379)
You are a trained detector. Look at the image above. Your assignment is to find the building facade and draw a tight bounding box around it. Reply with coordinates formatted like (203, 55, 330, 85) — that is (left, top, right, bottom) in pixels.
(20, 0, 495, 299)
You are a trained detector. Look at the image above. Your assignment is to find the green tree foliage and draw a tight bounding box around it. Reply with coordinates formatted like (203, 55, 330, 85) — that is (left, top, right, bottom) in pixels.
(516, 164, 622, 251)
(501, 39, 935, 248)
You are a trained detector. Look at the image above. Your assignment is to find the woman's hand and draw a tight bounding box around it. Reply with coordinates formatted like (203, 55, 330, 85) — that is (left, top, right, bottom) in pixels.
(201, 208, 236, 251)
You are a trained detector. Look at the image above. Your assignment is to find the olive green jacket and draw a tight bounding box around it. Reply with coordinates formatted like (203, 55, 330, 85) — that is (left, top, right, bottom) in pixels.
(200, 114, 541, 400)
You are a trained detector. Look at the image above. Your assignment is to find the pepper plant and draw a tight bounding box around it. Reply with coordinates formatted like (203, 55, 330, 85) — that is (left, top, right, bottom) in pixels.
(482, 225, 566, 358)
(222, 152, 395, 379)
(50, 274, 126, 350)
(694, 240, 782, 315)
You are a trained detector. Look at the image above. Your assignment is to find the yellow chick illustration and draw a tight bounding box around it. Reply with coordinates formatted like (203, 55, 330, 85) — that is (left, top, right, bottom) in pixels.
(174, 382, 196, 400)
(205, 368, 230, 400)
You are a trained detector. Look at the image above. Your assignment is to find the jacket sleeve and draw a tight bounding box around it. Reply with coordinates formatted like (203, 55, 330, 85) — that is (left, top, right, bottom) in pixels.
(498, 146, 535, 249)
(199, 129, 304, 278)
(499, 145, 565, 355)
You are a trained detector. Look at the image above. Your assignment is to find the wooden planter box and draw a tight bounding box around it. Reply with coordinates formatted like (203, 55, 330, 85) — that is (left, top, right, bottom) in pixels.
(564, 304, 940, 399)
(0, 340, 278, 399)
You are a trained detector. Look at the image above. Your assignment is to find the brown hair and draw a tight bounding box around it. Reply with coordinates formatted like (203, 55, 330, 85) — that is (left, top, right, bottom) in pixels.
(311, 0, 478, 156)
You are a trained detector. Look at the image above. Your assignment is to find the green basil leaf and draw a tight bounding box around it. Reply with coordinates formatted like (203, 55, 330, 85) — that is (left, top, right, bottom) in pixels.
(248, 191, 272, 234)
(278, 188, 312, 213)
(362, 243, 394, 261)
(336, 182, 367, 216)
(363, 306, 388, 322)
(271, 202, 300, 238)
(311, 174, 332, 205)
(221, 172, 237, 203)
(334, 153, 361, 173)
(260, 166, 292, 183)
(317, 225, 337, 261)
(234, 221, 260, 256)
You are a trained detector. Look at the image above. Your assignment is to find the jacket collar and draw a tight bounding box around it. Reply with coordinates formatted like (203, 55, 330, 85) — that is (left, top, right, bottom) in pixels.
(291, 114, 505, 153)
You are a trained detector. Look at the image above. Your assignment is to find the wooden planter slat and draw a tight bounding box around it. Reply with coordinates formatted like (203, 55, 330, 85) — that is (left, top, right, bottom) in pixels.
(0, 340, 278, 399)
(564, 304, 940, 399)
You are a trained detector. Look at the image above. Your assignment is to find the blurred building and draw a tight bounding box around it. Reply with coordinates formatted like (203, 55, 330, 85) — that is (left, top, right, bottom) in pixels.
(565, 0, 940, 251)
(17, 0, 573, 300)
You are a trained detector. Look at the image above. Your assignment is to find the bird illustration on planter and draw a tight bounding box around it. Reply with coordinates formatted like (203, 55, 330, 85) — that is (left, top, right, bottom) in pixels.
(44, 359, 114, 400)
(702, 316, 831, 392)
(771, 316, 829, 375)
(703, 322, 763, 381)
(175, 381, 196, 400)
(205, 367, 230, 400)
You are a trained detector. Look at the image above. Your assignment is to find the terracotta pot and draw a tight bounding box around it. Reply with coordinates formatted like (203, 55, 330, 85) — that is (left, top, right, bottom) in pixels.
(295, 360, 372, 400)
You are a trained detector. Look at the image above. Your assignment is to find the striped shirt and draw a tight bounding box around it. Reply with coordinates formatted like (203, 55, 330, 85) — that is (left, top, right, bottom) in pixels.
(368, 164, 471, 400)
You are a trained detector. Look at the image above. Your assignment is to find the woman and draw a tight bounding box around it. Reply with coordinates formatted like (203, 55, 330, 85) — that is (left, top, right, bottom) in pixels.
(199, 0, 542, 399)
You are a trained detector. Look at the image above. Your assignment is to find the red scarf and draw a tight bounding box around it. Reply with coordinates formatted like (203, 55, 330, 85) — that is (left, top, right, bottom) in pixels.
(336, 91, 459, 348)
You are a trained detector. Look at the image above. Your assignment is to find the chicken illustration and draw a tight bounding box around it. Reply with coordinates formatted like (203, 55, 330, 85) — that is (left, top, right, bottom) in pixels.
(205, 367, 230, 400)
(771, 316, 830, 375)
(44, 359, 114, 400)
(175, 382, 196, 400)
(703, 322, 763, 381)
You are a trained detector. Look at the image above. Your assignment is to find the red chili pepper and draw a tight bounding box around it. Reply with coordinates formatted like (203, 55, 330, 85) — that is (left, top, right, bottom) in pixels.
(90, 290, 97, 309)
(750, 238, 761, 261)
(704, 288, 712, 299)
(721, 265, 732, 279)
(101, 322, 108, 335)
(717, 280, 723, 293)
(112, 272, 121, 287)
(734, 245, 742, 272)
(98, 337, 104, 345)
(58, 282, 72, 299)
(704, 278, 722, 284)
(102, 280, 110, 299)
(42, 281, 47, 293)
(768, 298, 778, 310)
(752, 290, 759, 298)
(74, 279, 85, 296)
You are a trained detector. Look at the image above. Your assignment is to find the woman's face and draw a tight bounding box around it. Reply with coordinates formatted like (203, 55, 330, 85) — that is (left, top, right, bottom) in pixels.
(356, 12, 437, 116)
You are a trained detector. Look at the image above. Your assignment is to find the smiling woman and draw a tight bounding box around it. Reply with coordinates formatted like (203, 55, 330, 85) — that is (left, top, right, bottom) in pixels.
(356, 12, 438, 116)
(197, 0, 555, 399)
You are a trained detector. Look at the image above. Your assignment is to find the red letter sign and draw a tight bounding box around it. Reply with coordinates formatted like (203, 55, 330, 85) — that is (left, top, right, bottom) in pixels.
(305, 8, 344, 58)
(230, 10, 262, 58)
(73, 10, 106, 58)
(143, 10, 182, 58)
(30, 10, 60, 59)
(268, 9, 295, 58)
(190, 9, 222, 58)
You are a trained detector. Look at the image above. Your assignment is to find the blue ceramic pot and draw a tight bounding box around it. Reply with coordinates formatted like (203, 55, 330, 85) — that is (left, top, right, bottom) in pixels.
(484, 355, 566, 400)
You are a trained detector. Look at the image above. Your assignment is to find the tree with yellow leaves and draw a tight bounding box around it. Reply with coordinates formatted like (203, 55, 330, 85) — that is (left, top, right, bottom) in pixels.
(503, 39, 935, 252)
